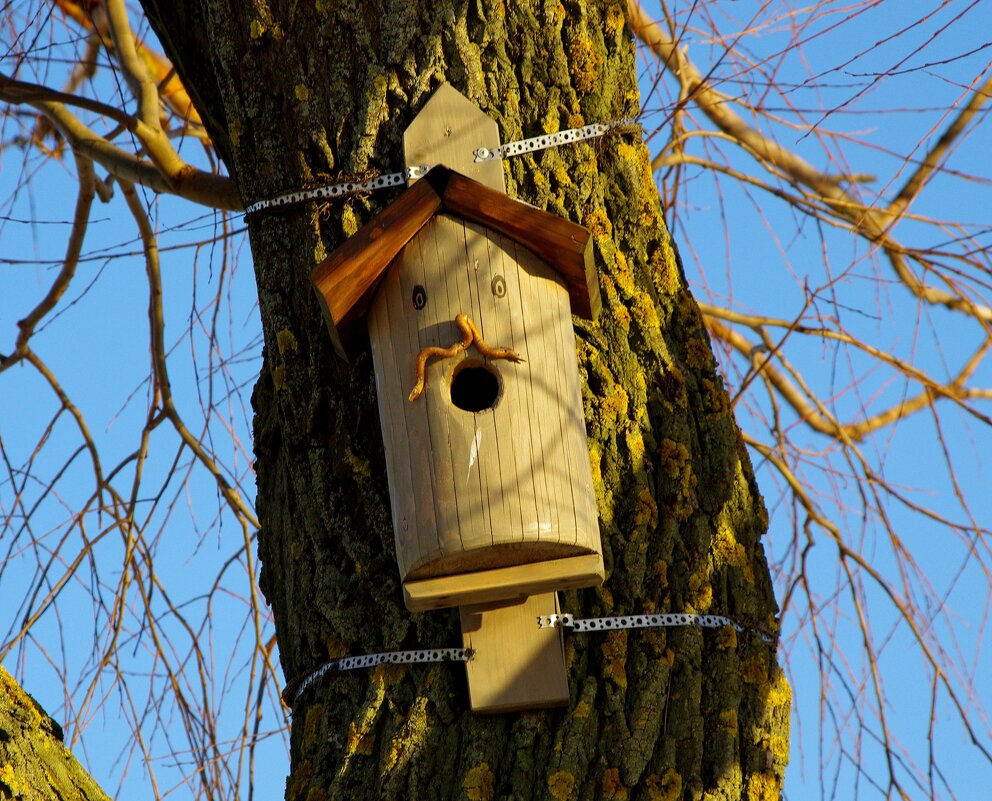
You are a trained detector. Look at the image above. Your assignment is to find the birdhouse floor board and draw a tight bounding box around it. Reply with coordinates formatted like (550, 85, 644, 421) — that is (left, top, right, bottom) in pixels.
(460, 593, 569, 713)
(404, 541, 593, 581)
(403, 552, 604, 612)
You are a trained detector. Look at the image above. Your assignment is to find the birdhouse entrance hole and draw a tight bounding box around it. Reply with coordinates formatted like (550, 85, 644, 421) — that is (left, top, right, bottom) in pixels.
(450, 360, 501, 412)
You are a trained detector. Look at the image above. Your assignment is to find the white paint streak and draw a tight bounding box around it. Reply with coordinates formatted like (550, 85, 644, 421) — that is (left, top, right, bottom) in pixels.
(467, 429, 482, 480)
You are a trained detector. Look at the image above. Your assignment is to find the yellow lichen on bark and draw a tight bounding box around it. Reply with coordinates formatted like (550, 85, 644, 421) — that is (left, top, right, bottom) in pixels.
(765, 665, 791, 708)
(747, 772, 782, 801)
(568, 35, 603, 92)
(645, 769, 682, 801)
(602, 767, 629, 799)
(345, 720, 375, 756)
(612, 304, 632, 332)
(701, 377, 730, 418)
(0, 762, 22, 796)
(601, 629, 628, 688)
(383, 697, 430, 775)
(584, 208, 613, 241)
(712, 524, 755, 583)
(634, 487, 658, 530)
(659, 438, 698, 520)
(277, 328, 299, 355)
(0, 667, 111, 801)
(649, 239, 682, 296)
(605, 2, 625, 34)
(462, 763, 495, 801)
(302, 704, 323, 750)
(548, 770, 576, 801)
(686, 570, 713, 612)
(761, 735, 789, 761)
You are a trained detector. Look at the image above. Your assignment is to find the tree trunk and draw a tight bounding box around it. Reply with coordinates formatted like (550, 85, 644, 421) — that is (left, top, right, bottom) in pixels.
(141, 1, 790, 798)
(0, 667, 110, 801)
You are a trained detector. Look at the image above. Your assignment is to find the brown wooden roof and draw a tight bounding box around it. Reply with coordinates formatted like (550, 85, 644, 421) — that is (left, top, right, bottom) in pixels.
(311, 166, 600, 360)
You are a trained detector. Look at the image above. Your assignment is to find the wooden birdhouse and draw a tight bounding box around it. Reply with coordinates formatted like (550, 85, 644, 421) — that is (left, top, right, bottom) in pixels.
(311, 84, 603, 712)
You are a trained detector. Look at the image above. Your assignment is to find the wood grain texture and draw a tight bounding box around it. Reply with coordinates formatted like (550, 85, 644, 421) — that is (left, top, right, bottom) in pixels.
(313, 165, 600, 361)
(375, 214, 603, 593)
(403, 83, 506, 192)
(311, 177, 443, 358)
(404, 553, 605, 611)
(442, 171, 601, 319)
(359, 87, 605, 617)
(371, 254, 439, 566)
(459, 593, 569, 713)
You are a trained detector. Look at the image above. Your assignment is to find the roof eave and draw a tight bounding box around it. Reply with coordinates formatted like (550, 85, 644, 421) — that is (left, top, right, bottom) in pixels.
(311, 166, 601, 361)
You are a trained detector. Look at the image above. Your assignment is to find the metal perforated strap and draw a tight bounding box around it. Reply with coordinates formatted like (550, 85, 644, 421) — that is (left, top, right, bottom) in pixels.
(473, 118, 638, 162)
(283, 610, 774, 706)
(244, 117, 638, 217)
(244, 164, 433, 217)
(538, 612, 774, 643)
(284, 647, 475, 706)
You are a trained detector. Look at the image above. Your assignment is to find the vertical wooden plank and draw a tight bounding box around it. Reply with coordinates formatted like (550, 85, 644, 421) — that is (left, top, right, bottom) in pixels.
(533, 258, 568, 546)
(458, 217, 500, 554)
(434, 214, 494, 553)
(463, 219, 521, 546)
(371, 256, 440, 578)
(368, 292, 422, 572)
(556, 285, 600, 552)
(512, 242, 562, 545)
(408, 218, 464, 566)
(466, 223, 527, 542)
(460, 592, 569, 712)
(489, 232, 536, 544)
(403, 83, 506, 192)
(543, 267, 581, 547)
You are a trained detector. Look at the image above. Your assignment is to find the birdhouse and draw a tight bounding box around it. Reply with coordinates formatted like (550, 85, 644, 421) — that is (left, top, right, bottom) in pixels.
(311, 84, 603, 711)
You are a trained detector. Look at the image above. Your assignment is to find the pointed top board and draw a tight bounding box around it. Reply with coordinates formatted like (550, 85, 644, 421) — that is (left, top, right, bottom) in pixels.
(404, 83, 505, 192)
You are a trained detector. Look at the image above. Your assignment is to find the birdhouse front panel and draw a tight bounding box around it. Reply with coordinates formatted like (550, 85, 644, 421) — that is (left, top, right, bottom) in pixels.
(367, 213, 600, 587)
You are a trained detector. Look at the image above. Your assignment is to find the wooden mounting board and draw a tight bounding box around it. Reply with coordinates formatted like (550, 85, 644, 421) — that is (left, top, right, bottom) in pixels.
(404, 83, 505, 192)
(460, 593, 569, 713)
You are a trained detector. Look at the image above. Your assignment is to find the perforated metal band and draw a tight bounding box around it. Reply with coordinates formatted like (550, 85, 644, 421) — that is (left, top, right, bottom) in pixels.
(245, 118, 638, 218)
(538, 612, 774, 643)
(284, 610, 773, 707)
(473, 119, 637, 162)
(284, 647, 474, 705)
(244, 165, 433, 217)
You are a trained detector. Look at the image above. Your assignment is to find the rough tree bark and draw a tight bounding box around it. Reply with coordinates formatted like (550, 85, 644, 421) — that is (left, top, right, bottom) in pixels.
(0, 668, 109, 801)
(136, 1, 790, 799)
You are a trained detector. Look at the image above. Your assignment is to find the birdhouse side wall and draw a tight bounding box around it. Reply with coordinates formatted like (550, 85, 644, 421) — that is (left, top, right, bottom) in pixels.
(368, 214, 600, 581)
